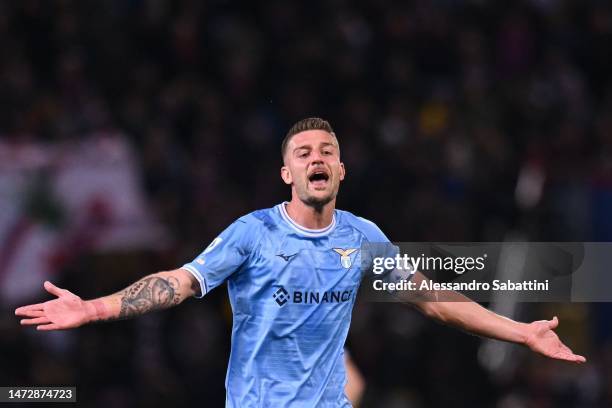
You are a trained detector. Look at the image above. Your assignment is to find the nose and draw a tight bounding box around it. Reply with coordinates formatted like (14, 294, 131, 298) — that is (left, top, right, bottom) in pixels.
(310, 150, 324, 164)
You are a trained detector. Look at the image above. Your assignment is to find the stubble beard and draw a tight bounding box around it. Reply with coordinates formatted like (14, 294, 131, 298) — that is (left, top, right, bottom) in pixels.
(303, 195, 333, 213)
(300, 185, 337, 213)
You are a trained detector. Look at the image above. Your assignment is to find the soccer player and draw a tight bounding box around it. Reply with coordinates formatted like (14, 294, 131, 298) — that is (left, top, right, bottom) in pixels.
(15, 118, 585, 407)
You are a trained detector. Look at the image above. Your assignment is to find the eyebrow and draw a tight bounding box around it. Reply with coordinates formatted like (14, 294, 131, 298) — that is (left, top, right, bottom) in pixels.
(293, 142, 337, 152)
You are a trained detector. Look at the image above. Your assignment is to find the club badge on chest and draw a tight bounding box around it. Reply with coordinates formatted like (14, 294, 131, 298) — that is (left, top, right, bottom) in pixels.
(332, 248, 358, 269)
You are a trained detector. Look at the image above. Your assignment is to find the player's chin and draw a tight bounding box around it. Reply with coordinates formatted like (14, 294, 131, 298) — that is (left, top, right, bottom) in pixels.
(304, 189, 337, 207)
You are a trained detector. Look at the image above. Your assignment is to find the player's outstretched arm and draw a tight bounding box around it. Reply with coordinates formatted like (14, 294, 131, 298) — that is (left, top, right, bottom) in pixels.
(15, 268, 200, 331)
(405, 271, 586, 364)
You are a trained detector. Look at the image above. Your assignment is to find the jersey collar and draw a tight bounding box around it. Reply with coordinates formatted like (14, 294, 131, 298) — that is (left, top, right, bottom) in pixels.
(278, 202, 336, 237)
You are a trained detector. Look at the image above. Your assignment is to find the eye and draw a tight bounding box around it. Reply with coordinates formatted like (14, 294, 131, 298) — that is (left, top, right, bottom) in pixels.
(322, 150, 332, 156)
(298, 151, 309, 158)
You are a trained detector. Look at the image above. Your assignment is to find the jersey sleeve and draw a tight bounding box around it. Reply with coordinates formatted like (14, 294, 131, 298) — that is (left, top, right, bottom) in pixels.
(356, 217, 414, 284)
(182, 217, 254, 298)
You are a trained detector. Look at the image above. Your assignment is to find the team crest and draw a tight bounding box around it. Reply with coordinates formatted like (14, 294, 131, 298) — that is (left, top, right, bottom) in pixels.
(332, 248, 358, 269)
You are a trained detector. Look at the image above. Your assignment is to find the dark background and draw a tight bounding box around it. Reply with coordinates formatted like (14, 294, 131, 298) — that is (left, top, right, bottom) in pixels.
(1, 0, 611, 406)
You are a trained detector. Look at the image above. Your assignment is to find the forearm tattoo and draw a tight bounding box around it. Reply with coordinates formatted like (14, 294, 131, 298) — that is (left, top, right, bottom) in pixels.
(118, 276, 181, 319)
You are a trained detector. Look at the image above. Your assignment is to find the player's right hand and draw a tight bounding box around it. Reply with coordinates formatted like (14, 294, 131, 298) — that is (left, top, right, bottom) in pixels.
(15, 281, 94, 331)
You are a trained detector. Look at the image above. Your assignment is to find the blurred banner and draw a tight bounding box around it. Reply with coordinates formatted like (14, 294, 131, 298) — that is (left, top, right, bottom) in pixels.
(0, 134, 167, 305)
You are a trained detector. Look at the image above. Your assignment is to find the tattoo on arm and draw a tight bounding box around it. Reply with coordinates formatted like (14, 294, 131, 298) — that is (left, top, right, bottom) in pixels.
(118, 276, 181, 319)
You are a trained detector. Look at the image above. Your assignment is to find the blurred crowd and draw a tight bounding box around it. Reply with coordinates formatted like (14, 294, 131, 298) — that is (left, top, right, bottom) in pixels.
(1, 0, 612, 406)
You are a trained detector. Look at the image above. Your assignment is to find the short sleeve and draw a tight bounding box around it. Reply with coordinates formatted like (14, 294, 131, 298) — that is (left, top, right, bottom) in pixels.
(182, 218, 253, 298)
(355, 216, 414, 285)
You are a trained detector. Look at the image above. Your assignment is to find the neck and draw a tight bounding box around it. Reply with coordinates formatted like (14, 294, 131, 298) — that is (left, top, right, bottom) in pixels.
(285, 197, 336, 230)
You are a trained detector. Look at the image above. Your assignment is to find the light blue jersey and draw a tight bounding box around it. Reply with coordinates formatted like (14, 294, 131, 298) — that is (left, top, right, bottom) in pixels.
(183, 203, 396, 407)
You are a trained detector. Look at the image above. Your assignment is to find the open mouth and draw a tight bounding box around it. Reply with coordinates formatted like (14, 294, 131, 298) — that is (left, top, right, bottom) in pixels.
(308, 170, 330, 188)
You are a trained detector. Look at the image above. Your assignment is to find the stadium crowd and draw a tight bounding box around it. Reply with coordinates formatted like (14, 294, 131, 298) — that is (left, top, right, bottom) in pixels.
(1, 0, 611, 406)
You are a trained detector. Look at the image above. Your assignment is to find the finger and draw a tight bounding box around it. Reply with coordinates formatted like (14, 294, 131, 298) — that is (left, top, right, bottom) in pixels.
(555, 342, 574, 355)
(548, 316, 559, 329)
(561, 346, 575, 356)
(44, 281, 67, 297)
(552, 351, 575, 361)
(565, 354, 586, 363)
(16, 310, 45, 318)
(36, 323, 62, 331)
(15, 304, 45, 315)
(20, 317, 51, 326)
(553, 350, 586, 363)
(556, 338, 578, 355)
(556, 343, 587, 363)
(563, 344, 576, 353)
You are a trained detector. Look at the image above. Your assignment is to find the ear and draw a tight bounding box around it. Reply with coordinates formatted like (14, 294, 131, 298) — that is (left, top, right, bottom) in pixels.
(339, 162, 346, 181)
(280, 165, 292, 185)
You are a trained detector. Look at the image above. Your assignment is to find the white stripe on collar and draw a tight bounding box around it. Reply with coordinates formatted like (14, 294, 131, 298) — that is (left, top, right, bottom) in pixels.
(278, 202, 336, 237)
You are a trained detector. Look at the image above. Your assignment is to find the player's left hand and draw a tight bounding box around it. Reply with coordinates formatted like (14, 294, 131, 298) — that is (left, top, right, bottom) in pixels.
(524, 316, 586, 363)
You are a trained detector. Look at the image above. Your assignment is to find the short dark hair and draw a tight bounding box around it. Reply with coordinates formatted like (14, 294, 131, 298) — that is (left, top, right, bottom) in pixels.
(281, 117, 336, 159)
